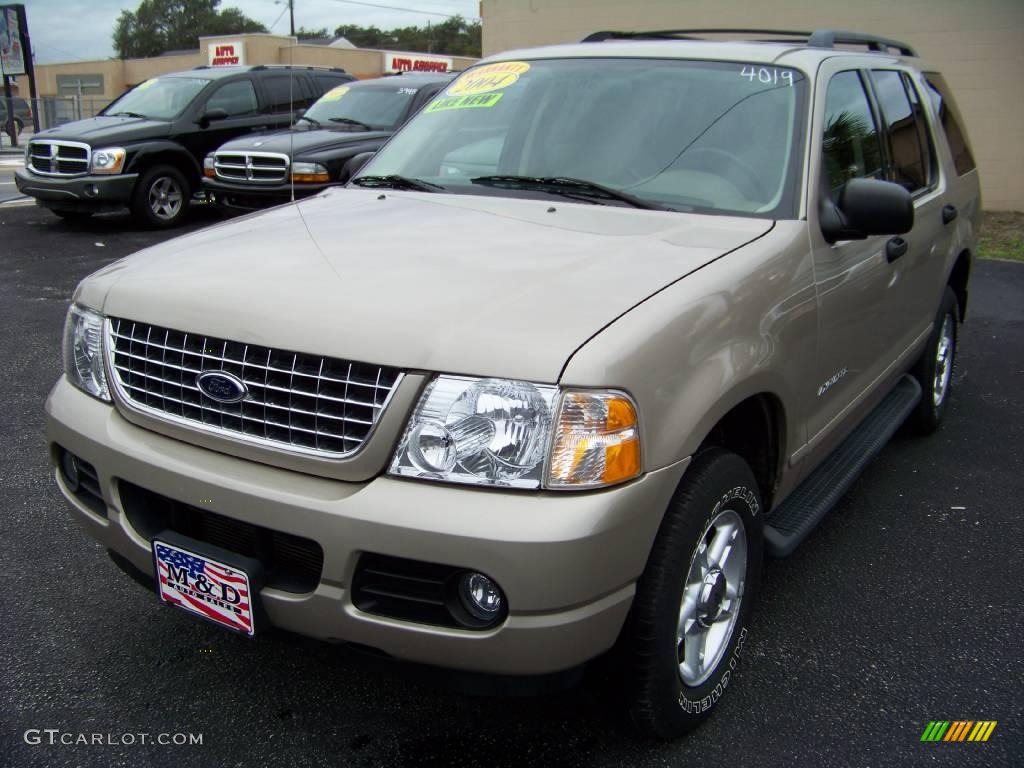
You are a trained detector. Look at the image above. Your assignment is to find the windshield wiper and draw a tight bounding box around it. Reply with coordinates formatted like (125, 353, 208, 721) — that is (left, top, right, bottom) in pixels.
(350, 175, 447, 193)
(470, 175, 668, 211)
(328, 117, 373, 131)
(107, 111, 147, 119)
(297, 114, 322, 129)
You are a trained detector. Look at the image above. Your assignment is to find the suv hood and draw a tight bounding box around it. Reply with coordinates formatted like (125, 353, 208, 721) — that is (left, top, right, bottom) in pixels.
(33, 115, 172, 146)
(86, 190, 773, 383)
(217, 127, 391, 157)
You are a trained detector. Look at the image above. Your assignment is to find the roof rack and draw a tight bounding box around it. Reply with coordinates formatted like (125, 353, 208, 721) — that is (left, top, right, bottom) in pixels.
(250, 64, 349, 73)
(581, 28, 917, 57)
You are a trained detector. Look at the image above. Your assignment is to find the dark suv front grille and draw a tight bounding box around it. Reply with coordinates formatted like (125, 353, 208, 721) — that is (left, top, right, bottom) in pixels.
(119, 482, 324, 593)
(28, 140, 90, 176)
(214, 151, 289, 183)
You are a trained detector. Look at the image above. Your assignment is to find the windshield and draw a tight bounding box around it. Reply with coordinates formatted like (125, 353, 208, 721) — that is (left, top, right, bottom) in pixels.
(104, 76, 211, 120)
(358, 58, 808, 217)
(303, 84, 418, 130)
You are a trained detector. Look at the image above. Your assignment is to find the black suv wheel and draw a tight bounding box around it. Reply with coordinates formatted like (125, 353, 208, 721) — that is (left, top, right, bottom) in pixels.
(132, 165, 191, 228)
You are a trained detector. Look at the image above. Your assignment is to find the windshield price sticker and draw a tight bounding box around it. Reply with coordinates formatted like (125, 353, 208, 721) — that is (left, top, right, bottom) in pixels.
(321, 85, 350, 102)
(426, 93, 503, 113)
(397, 87, 419, 96)
(447, 61, 530, 97)
(740, 66, 795, 87)
(136, 78, 158, 91)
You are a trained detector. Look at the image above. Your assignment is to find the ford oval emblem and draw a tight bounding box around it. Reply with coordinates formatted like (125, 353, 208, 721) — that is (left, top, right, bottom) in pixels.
(196, 371, 248, 404)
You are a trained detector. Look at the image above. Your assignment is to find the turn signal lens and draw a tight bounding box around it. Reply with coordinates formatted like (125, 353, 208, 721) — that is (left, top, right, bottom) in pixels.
(547, 391, 640, 489)
(203, 154, 215, 178)
(291, 162, 330, 183)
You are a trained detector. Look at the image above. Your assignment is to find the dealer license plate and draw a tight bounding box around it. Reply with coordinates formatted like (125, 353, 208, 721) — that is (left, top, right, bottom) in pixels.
(153, 540, 256, 636)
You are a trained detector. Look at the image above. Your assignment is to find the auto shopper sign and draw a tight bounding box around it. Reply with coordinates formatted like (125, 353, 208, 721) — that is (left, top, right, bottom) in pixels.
(382, 51, 453, 74)
(209, 40, 245, 66)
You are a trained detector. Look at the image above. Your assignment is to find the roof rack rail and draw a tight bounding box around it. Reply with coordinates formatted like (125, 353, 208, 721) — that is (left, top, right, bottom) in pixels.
(250, 64, 349, 73)
(581, 27, 917, 57)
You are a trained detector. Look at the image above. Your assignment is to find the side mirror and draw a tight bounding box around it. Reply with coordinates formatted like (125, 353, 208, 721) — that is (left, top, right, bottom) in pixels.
(344, 151, 376, 180)
(197, 107, 228, 127)
(820, 178, 914, 243)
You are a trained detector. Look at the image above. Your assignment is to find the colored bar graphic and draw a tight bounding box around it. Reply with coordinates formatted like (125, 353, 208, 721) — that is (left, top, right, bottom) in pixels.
(921, 721, 997, 742)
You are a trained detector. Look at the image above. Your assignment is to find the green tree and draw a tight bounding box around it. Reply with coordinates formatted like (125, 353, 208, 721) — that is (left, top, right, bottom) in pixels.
(295, 27, 331, 40)
(113, 0, 267, 59)
(334, 16, 481, 57)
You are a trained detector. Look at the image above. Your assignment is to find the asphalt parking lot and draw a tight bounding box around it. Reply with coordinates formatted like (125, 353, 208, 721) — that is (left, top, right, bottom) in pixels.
(0, 202, 1021, 768)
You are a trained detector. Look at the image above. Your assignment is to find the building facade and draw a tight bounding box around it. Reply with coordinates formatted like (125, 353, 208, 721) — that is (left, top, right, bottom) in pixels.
(20, 32, 476, 113)
(481, 0, 1024, 211)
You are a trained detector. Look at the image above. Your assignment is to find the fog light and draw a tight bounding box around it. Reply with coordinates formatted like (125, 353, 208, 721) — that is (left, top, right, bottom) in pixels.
(60, 450, 80, 492)
(84, 184, 98, 197)
(458, 572, 503, 622)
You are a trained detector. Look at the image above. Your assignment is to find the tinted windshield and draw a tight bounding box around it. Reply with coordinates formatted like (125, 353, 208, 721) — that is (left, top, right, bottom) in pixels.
(358, 58, 807, 217)
(105, 76, 210, 120)
(304, 84, 418, 130)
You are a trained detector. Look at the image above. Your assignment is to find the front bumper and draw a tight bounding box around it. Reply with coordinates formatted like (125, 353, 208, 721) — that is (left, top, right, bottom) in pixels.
(15, 168, 138, 212)
(202, 177, 332, 210)
(46, 377, 689, 675)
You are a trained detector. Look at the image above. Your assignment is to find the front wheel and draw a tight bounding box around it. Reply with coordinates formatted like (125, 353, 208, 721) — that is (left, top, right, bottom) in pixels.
(623, 448, 763, 738)
(131, 165, 190, 228)
(910, 286, 960, 434)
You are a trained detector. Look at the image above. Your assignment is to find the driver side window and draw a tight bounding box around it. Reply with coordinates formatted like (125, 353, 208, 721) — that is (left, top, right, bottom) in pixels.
(205, 79, 258, 117)
(822, 71, 883, 199)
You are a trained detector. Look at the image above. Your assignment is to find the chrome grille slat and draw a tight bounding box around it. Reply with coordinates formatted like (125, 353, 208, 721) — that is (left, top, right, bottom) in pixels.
(107, 318, 401, 458)
(27, 140, 92, 177)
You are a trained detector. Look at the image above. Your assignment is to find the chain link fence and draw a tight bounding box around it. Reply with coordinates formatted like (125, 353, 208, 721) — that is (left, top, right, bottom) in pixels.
(1, 95, 111, 150)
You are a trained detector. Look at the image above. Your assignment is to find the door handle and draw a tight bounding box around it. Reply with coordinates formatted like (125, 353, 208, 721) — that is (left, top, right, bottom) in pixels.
(886, 237, 908, 262)
(942, 204, 958, 225)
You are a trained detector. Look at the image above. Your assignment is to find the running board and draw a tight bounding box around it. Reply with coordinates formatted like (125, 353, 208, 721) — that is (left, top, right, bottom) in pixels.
(764, 374, 922, 558)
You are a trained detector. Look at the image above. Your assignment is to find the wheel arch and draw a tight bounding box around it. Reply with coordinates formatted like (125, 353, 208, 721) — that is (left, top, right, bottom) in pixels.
(948, 248, 971, 320)
(693, 391, 786, 511)
(127, 144, 201, 188)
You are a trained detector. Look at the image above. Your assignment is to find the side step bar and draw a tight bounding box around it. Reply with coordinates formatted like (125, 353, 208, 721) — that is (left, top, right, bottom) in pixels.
(764, 374, 922, 558)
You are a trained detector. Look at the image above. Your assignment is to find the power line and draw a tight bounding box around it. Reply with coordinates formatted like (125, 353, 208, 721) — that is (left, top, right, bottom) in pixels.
(267, 4, 290, 32)
(327, 0, 480, 20)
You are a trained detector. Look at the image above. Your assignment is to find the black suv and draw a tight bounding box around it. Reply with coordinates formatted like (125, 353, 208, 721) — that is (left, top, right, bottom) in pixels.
(202, 72, 455, 210)
(14, 65, 353, 227)
(1, 96, 33, 139)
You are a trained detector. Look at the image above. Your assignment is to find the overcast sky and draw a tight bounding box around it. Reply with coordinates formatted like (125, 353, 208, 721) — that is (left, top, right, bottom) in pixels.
(22, 0, 482, 64)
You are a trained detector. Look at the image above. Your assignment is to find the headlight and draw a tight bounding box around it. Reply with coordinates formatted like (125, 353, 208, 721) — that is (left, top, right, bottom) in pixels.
(291, 162, 329, 183)
(62, 304, 110, 401)
(389, 376, 558, 489)
(90, 147, 126, 174)
(389, 376, 641, 490)
(203, 154, 215, 178)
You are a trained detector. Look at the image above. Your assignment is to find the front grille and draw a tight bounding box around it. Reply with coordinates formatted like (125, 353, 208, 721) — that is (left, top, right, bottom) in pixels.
(107, 318, 401, 458)
(214, 151, 289, 183)
(119, 482, 323, 593)
(28, 140, 91, 176)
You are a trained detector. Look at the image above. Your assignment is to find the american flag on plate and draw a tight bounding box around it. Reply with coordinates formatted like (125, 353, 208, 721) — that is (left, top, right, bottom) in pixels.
(154, 541, 254, 635)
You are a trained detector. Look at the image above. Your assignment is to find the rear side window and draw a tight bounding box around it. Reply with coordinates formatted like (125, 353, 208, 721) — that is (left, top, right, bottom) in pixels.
(262, 74, 312, 113)
(313, 73, 352, 94)
(870, 70, 934, 192)
(205, 80, 258, 117)
(923, 72, 976, 176)
(822, 71, 884, 198)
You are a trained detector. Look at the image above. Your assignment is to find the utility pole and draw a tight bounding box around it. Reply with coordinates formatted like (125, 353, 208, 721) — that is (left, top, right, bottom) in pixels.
(289, 0, 295, 37)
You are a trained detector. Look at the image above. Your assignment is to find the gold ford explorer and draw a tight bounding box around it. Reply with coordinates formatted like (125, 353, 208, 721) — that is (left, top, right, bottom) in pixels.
(47, 28, 980, 738)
